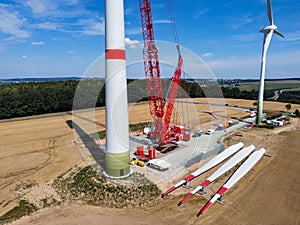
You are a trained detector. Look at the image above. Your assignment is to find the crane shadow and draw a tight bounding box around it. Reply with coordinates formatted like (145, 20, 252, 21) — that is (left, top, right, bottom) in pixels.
(66, 120, 106, 169)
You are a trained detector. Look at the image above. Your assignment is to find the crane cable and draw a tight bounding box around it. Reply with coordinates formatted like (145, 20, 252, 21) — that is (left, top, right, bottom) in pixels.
(166, 0, 182, 57)
(166, 0, 190, 128)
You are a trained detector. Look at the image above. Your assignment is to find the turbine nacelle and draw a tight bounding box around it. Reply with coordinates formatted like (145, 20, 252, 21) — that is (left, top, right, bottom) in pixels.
(260, 24, 277, 33)
(260, 0, 285, 38)
(260, 24, 284, 38)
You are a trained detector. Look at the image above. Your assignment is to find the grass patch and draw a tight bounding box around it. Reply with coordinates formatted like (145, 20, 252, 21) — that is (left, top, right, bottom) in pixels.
(129, 122, 149, 132)
(53, 165, 161, 208)
(266, 112, 282, 120)
(0, 200, 37, 224)
(90, 130, 106, 139)
(225, 137, 232, 142)
(223, 137, 233, 146)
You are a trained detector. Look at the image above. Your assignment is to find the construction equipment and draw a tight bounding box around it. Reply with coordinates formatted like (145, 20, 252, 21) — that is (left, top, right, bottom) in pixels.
(136, 160, 145, 167)
(148, 159, 171, 171)
(139, 0, 184, 149)
(205, 129, 215, 135)
(130, 158, 137, 165)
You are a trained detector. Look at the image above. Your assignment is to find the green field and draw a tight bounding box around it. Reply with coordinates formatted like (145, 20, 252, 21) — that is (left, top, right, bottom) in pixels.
(239, 80, 300, 92)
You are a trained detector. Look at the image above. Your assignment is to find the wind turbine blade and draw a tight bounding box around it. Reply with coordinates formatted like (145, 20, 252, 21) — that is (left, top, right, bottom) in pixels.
(274, 30, 285, 38)
(267, 0, 273, 25)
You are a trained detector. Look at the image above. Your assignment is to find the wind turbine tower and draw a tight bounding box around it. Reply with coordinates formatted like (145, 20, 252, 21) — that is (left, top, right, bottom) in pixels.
(256, 0, 284, 125)
(105, 0, 130, 177)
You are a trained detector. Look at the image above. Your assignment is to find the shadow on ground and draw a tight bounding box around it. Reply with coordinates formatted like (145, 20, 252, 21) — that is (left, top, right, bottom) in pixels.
(66, 119, 106, 169)
(71, 113, 106, 128)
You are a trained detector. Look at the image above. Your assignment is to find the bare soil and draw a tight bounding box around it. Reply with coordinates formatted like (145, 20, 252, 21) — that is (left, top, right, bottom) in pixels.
(1, 99, 299, 225)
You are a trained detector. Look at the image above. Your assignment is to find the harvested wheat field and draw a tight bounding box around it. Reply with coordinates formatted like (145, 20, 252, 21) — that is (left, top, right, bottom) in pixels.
(0, 99, 299, 225)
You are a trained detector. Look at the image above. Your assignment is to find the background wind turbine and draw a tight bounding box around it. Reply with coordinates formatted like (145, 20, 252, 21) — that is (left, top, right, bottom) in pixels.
(256, 0, 284, 125)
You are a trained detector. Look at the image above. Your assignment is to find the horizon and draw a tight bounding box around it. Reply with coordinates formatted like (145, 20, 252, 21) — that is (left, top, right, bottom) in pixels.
(0, 0, 299, 79)
(1, 76, 300, 81)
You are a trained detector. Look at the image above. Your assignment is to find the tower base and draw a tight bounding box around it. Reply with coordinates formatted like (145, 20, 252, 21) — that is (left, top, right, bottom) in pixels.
(106, 151, 130, 177)
(256, 112, 262, 125)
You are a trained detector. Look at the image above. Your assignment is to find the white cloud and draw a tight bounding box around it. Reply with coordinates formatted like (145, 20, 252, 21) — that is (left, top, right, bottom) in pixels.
(202, 52, 214, 58)
(125, 37, 140, 48)
(24, 0, 56, 15)
(205, 50, 300, 78)
(60, 0, 79, 6)
(35, 22, 57, 30)
(194, 9, 208, 19)
(125, 7, 133, 15)
(230, 33, 260, 42)
(32, 41, 45, 45)
(153, 20, 171, 24)
(1, 1, 105, 41)
(126, 27, 140, 35)
(285, 31, 300, 42)
(0, 43, 5, 52)
(228, 56, 237, 60)
(79, 18, 105, 36)
(153, 3, 165, 9)
(22, 55, 27, 59)
(20, 0, 87, 18)
(226, 14, 254, 29)
(0, 4, 31, 40)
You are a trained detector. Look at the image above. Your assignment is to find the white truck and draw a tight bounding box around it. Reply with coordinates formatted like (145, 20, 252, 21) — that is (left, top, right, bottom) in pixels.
(206, 129, 215, 135)
(147, 159, 171, 171)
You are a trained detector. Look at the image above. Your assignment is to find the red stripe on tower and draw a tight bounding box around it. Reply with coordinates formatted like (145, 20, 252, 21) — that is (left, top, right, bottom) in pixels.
(105, 49, 126, 60)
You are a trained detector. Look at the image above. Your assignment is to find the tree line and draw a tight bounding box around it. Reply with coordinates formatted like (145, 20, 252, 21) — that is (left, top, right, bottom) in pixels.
(0, 79, 299, 119)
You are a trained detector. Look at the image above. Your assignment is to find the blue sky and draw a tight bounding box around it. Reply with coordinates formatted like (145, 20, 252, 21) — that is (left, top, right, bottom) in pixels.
(0, 0, 299, 79)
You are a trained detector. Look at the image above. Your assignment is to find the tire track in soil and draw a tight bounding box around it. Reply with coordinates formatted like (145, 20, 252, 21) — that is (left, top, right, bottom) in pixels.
(0, 138, 58, 191)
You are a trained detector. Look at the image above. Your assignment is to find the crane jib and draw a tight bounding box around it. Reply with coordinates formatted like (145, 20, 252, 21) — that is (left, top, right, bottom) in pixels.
(139, 0, 183, 146)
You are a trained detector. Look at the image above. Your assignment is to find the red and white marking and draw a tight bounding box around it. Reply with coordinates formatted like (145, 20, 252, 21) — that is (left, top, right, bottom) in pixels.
(198, 148, 266, 216)
(162, 142, 244, 197)
(179, 145, 255, 205)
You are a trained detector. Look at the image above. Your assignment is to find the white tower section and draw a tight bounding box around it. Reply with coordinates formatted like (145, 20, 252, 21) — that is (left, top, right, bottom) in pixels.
(105, 0, 130, 177)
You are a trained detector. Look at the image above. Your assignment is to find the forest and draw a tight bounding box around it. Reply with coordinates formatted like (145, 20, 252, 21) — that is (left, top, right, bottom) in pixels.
(0, 79, 299, 119)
